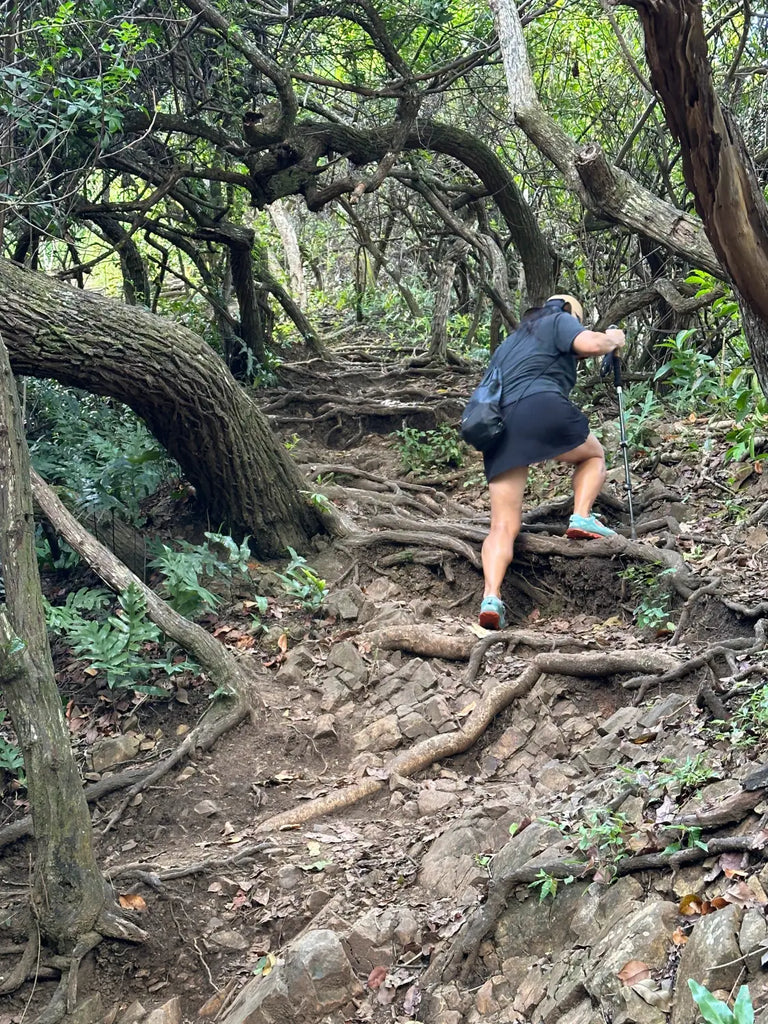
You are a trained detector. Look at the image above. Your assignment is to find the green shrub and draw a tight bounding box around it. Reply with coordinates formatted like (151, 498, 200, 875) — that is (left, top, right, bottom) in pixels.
(395, 424, 465, 475)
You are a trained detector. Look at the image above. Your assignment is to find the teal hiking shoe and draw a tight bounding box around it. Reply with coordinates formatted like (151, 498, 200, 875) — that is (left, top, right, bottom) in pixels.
(566, 514, 617, 540)
(479, 595, 506, 630)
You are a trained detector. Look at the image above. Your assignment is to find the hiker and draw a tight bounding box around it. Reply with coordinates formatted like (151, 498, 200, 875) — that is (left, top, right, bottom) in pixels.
(478, 294, 625, 630)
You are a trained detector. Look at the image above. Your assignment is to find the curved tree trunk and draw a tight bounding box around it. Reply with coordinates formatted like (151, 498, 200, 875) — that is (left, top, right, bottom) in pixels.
(0, 336, 106, 950)
(0, 258, 330, 557)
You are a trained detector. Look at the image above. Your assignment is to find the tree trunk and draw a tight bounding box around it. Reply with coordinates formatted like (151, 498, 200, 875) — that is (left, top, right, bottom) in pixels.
(0, 336, 105, 951)
(618, 0, 768, 325)
(489, 0, 722, 277)
(0, 257, 330, 557)
(427, 242, 467, 361)
(268, 199, 308, 307)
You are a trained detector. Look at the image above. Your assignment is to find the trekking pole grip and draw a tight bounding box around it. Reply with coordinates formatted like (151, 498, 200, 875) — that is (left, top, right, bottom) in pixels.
(607, 324, 622, 387)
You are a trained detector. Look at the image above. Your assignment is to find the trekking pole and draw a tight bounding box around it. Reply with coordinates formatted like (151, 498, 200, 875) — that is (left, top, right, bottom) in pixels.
(601, 329, 637, 540)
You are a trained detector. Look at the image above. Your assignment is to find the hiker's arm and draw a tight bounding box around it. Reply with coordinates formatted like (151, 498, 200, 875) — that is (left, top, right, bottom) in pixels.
(572, 327, 625, 358)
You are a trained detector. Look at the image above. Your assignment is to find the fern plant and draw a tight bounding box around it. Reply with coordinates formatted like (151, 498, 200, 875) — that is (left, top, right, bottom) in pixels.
(148, 532, 252, 617)
(45, 584, 190, 693)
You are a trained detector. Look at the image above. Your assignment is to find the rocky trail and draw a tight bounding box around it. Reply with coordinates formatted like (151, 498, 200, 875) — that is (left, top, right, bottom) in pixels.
(3, 344, 768, 1024)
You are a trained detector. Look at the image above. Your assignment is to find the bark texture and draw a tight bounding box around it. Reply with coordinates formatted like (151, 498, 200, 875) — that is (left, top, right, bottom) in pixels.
(0, 336, 105, 950)
(620, 0, 768, 324)
(0, 258, 329, 557)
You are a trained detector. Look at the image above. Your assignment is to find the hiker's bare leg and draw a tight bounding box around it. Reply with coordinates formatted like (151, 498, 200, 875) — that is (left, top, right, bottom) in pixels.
(555, 433, 606, 517)
(482, 465, 528, 597)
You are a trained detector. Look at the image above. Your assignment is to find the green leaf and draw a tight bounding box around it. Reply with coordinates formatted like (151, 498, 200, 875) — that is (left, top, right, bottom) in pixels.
(732, 986, 754, 1024)
(688, 979, 735, 1024)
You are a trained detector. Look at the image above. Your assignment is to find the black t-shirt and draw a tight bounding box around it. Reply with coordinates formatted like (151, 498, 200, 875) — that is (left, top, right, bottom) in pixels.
(490, 308, 583, 407)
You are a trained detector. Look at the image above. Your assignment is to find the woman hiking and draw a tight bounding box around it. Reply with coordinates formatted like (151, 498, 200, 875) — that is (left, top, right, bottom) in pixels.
(478, 294, 625, 630)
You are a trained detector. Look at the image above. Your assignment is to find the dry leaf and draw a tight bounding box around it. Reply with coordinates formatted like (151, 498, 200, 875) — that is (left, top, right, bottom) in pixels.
(679, 893, 703, 915)
(118, 893, 147, 912)
(671, 928, 689, 945)
(617, 960, 651, 985)
(277, 633, 289, 654)
(367, 966, 387, 990)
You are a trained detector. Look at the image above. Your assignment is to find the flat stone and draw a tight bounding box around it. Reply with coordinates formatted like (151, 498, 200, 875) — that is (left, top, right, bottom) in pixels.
(343, 908, 399, 972)
(323, 584, 365, 621)
(116, 1002, 146, 1024)
(417, 787, 459, 816)
(211, 929, 249, 951)
(740, 907, 768, 971)
(418, 814, 497, 900)
(312, 714, 338, 741)
(275, 644, 315, 685)
(64, 994, 104, 1024)
(421, 694, 453, 729)
(352, 714, 401, 752)
(91, 732, 143, 772)
(570, 876, 645, 945)
(598, 705, 643, 737)
(398, 711, 436, 740)
(636, 693, 690, 729)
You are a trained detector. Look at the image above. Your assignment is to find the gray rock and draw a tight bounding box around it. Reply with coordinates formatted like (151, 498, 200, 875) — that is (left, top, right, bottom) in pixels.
(343, 907, 400, 972)
(320, 674, 350, 711)
(677, 778, 742, 818)
(398, 710, 437, 740)
(326, 641, 367, 690)
(598, 705, 643, 737)
(116, 1002, 146, 1024)
(352, 714, 401, 752)
(533, 949, 589, 1023)
(145, 997, 183, 1024)
(312, 714, 338, 742)
(672, 904, 744, 1024)
(585, 901, 679, 1023)
(275, 644, 315, 686)
(739, 907, 768, 972)
(222, 929, 363, 1024)
(323, 584, 365, 621)
(418, 815, 496, 900)
(636, 693, 690, 729)
(421, 694, 453, 729)
(211, 929, 249, 950)
(91, 732, 142, 772)
(495, 881, 587, 961)
(417, 787, 459, 817)
(491, 820, 567, 882)
(570, 876, 645, 945)
(64, 994, 104, 1024)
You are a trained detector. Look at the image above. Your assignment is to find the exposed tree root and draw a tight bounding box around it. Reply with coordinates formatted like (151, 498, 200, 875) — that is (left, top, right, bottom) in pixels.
(623, 619, 767, 702)
(0, 929, 39, 995)
(251, 649, 679, 834)
(426, 832, 768, 985)
(105, 839, 278, 886)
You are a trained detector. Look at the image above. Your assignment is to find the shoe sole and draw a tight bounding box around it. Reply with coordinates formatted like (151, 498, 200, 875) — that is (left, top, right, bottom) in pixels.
(479, 611, 503, 630)
(566, 527, 613, 540)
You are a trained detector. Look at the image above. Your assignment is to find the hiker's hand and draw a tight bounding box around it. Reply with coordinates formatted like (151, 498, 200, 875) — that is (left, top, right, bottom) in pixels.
(604, 327, 625, 352)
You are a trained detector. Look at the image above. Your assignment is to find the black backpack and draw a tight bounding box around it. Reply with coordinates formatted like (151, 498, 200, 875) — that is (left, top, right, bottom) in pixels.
(460, 365, 504, 452)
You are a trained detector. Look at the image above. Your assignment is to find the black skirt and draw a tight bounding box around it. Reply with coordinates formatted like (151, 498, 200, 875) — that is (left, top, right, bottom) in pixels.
(483, 390, 589, 482)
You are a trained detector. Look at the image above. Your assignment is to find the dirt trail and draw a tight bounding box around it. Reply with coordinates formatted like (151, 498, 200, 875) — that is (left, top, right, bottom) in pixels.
(2, 350, 768, 1023)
